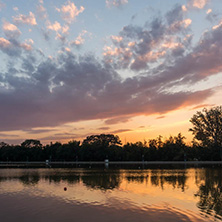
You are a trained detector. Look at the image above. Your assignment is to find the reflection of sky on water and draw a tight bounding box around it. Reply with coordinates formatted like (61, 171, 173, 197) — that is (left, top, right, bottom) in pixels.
(0, 168, 221, 221)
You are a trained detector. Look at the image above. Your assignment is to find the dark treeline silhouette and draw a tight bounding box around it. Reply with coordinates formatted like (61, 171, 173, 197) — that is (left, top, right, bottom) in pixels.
(0, 132, 221, 162)
(0, 106, 222, 162)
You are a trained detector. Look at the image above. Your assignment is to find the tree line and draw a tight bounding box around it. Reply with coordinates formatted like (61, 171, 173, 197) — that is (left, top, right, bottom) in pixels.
(0, 106, 222, 161)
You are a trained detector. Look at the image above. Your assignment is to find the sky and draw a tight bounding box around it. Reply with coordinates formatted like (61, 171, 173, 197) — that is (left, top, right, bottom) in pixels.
(0, 0, 222, 145)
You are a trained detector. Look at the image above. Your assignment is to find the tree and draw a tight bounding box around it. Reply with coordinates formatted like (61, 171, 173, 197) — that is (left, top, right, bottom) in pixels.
(189, 106, 222, 158)
(81, 134, 122, 161)
(21, 139, 42, 148)
(82, 134, 122, 147)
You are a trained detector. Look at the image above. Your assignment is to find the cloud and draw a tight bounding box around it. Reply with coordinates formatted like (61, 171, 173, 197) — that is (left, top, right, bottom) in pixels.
(106, 0, 128, 8)
(46, 21, 70, 43)
(0, 42, 217, 131)
(110, 129, 132, 134)
(2, 21, 21, 39)
(0, 37, 11, 49)
(103, 5, 191, 71)
(0, 37, 20, 56)
(0, 133, 19, 138)
(22, 128, 55, 134)
(0, 4, 222, 132)
(47, 21, 62, 32)
(0, 0, 5, 11)
(190, 103, 215, 110)
(56, 1, 84, 24)
(70, 30, 89, 46)
(156, 116, 165, 119)
(13, 12, 37, 26)
(40, 134, 78, 142)
(97, 127, 110, 131)
(1, 22, 35, 55)
(188, 0, 208, 9)
(20, 39, 34, 51)
(36, 4, 48, 20)
(105, 116, 132, 125)
(206, 9, 220, 23)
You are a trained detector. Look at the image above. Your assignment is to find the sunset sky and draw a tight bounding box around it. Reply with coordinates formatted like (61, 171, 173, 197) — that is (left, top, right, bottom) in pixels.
(0, 0, 222, 144)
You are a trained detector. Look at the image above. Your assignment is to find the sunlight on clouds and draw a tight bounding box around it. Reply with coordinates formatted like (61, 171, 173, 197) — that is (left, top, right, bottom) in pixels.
(106, 0, 128, 8)
(0, 0, 222, 144)
(0, 37, 11, 48)
(2, 21, 21, 39)
(56, 1, 84, 24)
(189, 0, 208, 9)
(47, 21, 61, 32)
(20, 39, 34, 51)
(70, 30, 88, 46)
(13, 12, 37, 26)
(206, 9, 212, 14)
(212, 19, 222, 30)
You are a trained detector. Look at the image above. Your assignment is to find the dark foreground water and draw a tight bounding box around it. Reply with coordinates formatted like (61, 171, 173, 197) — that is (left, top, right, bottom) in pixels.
(0, 166, 222, 221)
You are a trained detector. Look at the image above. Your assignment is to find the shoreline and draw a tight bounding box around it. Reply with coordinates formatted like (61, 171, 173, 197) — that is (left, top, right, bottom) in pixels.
(0, 160, 222, 168)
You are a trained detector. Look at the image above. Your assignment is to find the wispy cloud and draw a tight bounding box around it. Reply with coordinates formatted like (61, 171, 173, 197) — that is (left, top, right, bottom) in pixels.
(105, 116, 132, 125)
(0, 0, 5, 11)
(97, 127, 110, 131)
(36, 4, 48, 20)
(110, 129, 132, 134)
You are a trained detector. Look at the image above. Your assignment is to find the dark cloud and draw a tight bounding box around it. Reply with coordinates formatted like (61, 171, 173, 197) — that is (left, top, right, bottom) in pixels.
(190, 104, 215, 110)
(110, 129, 132, 134)
(0, 133, 18, 137)
(97, 127, 110, 130)
(156, 116, 165, 119)
(206, 11, 220, 22)
(166, 4, 184, 25)
(105, 116, 132, 125)
(0, 138, 24, 145)
(22, 129, 56, 134)
(39, 132, 79, 142)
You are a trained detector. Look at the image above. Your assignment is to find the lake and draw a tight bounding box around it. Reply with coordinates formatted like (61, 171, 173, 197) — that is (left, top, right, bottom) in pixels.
(0, 166, 221, 221)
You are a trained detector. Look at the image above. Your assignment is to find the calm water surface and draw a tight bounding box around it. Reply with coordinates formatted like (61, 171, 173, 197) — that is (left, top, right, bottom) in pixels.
(0, 166, 221, 221)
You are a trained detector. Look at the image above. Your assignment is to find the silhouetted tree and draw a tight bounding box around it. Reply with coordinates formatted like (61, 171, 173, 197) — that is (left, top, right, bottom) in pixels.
(189, 106, 222, 159)
(81, 134, 122, 161)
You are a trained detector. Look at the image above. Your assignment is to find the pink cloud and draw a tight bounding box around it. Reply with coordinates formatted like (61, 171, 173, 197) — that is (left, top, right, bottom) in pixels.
(2, 21, 21, 39)
(36, 4, 47, 20)
(47, 21, 61, 32)
(13, 12, 37, 25)
(106, 0, 128, 8)
(188, 0, 208, 9)
(70, 30, 89, 46)
(20, 39, 34, 51)
(0, 37, 11, 49)
(56, 1, 84, 23)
